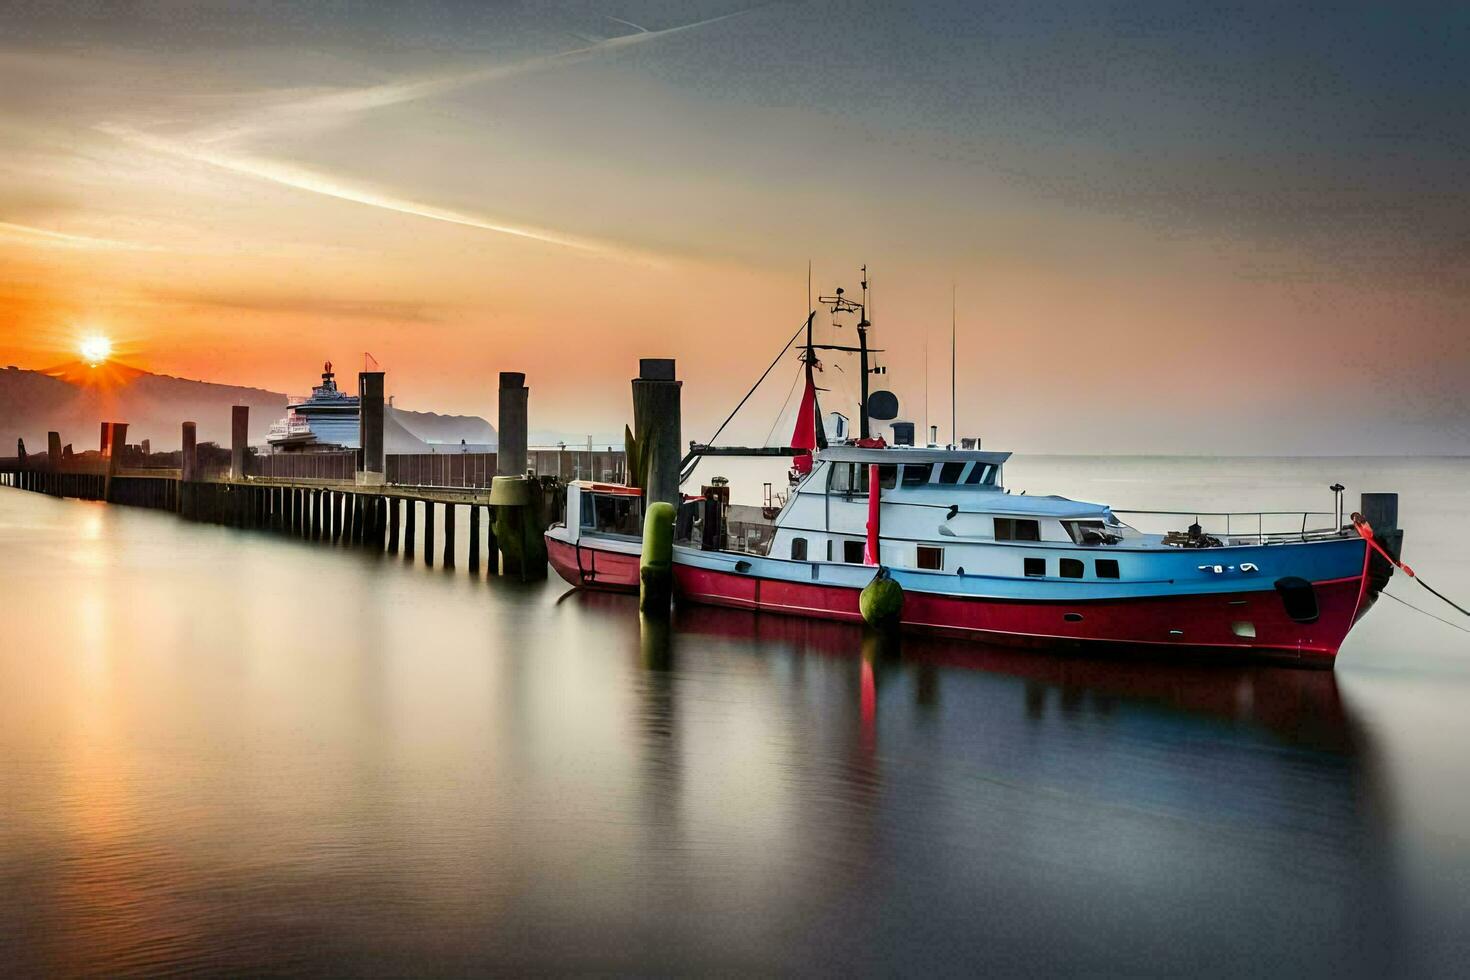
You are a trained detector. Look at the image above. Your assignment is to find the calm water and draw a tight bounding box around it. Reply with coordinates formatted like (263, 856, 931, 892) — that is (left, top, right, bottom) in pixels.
(2, 456, 1467, 976)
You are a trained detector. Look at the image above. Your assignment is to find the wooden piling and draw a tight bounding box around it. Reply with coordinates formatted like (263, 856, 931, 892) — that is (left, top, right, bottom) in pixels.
(423, 500, 435, 567)
(468, 505, 480, 572)
(388, 498, 401, 555)
(443, 503, 456, 568)
(404, 498, 416, 557)
(230, 406, 249, 481)
(632, 358, 682, 509)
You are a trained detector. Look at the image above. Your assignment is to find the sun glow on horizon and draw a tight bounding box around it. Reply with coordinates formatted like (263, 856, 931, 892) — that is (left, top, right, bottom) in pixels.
(79, 335, 112, 366)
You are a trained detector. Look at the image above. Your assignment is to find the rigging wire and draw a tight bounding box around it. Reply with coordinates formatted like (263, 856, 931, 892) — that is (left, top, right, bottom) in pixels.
(700, 316, 808, 450)
(1380, 589, 1470, 637)
(762, 365, 805, 447)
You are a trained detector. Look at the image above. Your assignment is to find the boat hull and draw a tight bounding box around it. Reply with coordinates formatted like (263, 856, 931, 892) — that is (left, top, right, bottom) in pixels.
(673, 563, 1364, 666)
(549, 531, 1375, 666)
(547, 534, 641, 592)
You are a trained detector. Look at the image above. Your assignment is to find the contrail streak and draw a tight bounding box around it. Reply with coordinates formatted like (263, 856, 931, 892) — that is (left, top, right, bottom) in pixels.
(0, 220, 159, 251)
(190, 8, 754, 146)
(98, 124, 622, 255)
(99, 8, 758, 258)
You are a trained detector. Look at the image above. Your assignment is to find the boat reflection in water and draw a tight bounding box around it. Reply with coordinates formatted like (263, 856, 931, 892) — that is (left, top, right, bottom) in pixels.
(568, 590, 1403, 976)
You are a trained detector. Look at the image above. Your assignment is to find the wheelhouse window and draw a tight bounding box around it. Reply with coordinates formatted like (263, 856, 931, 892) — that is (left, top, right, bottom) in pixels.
(994, 517, 1041, 541)
(938, 461, 966, 484)
(843, 540, 866, 564)
(901, 464, 933, 488)
(582, 492, 641, 535)
(1096, 558, 1120, 579)
(1060, 558, 1084, 579)
(829, 462, 897, 495)
(966, 463, 996, 486)
(791, 537, 808, 561)
(917, 546, 943, 570)
(1063, 520, 1117, 545)
(1024, 557, 1046, 577)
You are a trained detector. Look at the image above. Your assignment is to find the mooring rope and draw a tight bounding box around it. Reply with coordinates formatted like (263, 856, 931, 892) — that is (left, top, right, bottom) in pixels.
(1380, 589, 1470, 636)
(1353, 514, 1470, 621)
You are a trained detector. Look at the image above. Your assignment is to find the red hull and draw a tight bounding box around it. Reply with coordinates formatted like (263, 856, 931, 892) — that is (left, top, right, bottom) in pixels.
(548, 536, 641, 592)
(550, 535, 1369, 666)
(673, 565, 1366, 666)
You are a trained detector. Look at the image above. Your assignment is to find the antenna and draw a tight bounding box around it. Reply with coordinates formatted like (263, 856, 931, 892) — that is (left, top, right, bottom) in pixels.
(950, 282, 957, 448)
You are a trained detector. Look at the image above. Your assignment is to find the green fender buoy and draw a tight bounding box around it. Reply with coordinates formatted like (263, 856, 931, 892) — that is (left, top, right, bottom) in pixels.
(640, 501, 677, 614)
(860, 566, 904, 631)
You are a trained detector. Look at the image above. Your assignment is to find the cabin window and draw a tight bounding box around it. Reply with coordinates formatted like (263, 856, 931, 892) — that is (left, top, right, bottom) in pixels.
(831, 462, 896, 495)
(994, 517, 1041, 541)
(1063, 520, 1111, 545)
(917, 546, 943, 570)
(1060, 558, 1084, 579)
(587, 493, 641, 535)
(939, 462, 966, 484)
(1096, 558, 1120, 579)
(791, 537, 808, 561)
(1024, 557, 1046, 577)
(843, 540, 866, 564)
(901, 464, 933, 487)
(966, 464, 995, 485)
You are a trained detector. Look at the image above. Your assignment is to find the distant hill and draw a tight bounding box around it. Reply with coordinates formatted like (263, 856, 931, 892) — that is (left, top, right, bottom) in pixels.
(1, 362, 288, 453)
(0, 362, 495, 453)
(390, 406, 496, 448)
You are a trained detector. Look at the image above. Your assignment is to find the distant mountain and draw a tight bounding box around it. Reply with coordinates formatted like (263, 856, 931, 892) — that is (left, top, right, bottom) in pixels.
(1, 362, 287, 453)
(0, 362, 495, 454)
(390, 406, 496, 447)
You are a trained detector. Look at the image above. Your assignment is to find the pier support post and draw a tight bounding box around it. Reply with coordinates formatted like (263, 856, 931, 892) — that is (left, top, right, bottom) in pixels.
(484, 505, 499, 573)
(632, 358, 682, 509)
(104, 422, 127, 502)
(404, 499, 416, 557)
(230, 406, 249, 481)
(388, 498, 401, 554)
(358, 370, 385, 486)
(497, 372, 528, 478)
(332, 492, 343, 542)
(351, 493, 364, 544)
(424, 501, 435, 567)
(180, 422, 197, 518)
(469, 505, 481, 572)
(444, 503, 456, 568)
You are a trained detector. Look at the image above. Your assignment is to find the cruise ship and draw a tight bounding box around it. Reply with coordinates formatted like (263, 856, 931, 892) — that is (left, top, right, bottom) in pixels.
(267, 362, 360, 450)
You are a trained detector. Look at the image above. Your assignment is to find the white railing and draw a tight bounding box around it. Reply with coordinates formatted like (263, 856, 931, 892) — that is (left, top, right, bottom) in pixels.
(1112, 509, 1344, 545)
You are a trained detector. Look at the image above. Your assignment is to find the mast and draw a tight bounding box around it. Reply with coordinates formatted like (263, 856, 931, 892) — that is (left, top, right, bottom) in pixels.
(802, 309, 827, 448)
(816, 267, 882, 443)
(951, 283, 957, 448)
(858, 266, 871, 440)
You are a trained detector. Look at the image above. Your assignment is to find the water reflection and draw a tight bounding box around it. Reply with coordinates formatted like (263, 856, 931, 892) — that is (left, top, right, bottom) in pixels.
(0, 490, 1421, 976)
(571, 591, 1402, 975)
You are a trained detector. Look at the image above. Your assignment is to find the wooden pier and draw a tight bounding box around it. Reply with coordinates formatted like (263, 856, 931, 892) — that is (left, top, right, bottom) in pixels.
(0, 374, 625, 580)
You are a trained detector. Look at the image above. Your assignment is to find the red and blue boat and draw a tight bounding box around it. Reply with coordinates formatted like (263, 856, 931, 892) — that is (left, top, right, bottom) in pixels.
(547, 276, 1404, 668)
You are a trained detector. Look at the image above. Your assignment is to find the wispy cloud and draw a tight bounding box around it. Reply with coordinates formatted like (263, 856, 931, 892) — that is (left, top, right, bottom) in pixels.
(99, 123, 632, 257)
(0, 220, 160, 251)
(93, 8, 757, 261)
(186, 8, 753, 147)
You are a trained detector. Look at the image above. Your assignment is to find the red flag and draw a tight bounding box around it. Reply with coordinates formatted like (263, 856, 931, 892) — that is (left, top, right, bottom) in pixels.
(790, 375, 818, 474)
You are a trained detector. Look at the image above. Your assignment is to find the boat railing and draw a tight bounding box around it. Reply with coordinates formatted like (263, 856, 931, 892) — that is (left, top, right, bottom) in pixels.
(1111, 509, 1345, 545)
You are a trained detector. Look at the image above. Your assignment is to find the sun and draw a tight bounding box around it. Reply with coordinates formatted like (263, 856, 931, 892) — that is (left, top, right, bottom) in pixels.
(79, 335, 112, 366)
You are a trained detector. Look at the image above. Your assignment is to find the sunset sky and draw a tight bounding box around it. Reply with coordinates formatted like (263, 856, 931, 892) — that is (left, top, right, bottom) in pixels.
(1, 1, 1466, 453)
